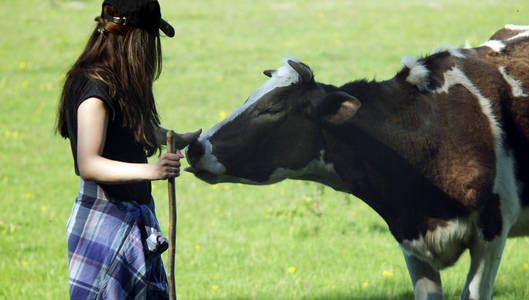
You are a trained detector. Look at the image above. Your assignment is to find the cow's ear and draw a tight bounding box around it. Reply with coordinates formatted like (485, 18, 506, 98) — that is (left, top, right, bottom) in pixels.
(315, 91, 362, 125)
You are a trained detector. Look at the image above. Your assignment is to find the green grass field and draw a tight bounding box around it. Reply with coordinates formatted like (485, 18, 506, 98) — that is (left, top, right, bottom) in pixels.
(1, 0, 529, 299)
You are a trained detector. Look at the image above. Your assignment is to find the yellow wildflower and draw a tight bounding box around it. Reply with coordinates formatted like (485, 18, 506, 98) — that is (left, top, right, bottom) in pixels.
(21, 81, 29, 88)
(211, 285, 218, 291)
(382, 270, 393, 277)
(223, 185, 230, 191)
(24, 192, 31, 199)
(212, 184, 218, 190)
(218, 111, 227, 120)
(214, 209, 220, 215)
(23, 261, 28, 267)
(19, 62, 26, 70)
(216, 75, 223, 82)
(351, 210, 357, 216)
(12, 131, 19, 138)
(361, 281, 368, 288)
(289, 266, 296, 273)
(4, 131, 10, 138)
(152, 183, 157, 190)
(237, 65, 244, 71)
(524, 263, 528, 270)
(195, 245, 201, 251)
(41, 206, 47, 212)
(60, 73, 66, 80)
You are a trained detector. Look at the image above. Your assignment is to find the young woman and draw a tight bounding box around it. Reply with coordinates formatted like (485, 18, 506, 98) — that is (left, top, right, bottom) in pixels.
(57, 1, 199, 298)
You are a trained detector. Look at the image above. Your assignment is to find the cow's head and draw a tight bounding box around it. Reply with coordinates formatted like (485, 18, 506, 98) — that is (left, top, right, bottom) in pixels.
(185, 58, 360, 189)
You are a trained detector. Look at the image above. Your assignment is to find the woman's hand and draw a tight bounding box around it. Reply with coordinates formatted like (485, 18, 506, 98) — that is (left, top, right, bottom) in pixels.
(149, 150, 185, 180)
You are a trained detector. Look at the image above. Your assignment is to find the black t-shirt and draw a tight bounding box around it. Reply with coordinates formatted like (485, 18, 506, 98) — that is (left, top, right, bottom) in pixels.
(64, 69, 151, 204)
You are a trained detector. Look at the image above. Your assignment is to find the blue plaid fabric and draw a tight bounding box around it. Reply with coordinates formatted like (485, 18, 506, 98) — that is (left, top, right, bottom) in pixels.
(66, 180, 169, 300)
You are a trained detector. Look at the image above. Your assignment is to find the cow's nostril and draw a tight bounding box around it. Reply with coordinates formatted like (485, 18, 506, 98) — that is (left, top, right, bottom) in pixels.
(186, 140, 205, 166)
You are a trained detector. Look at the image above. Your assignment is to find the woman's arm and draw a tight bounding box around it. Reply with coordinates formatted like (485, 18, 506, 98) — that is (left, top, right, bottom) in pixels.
(77, 97, 183, 183)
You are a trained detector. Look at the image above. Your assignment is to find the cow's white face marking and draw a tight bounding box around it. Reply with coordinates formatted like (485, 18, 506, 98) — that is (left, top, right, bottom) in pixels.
(200, 57, 301, 141)
(499, 66, 528, 98)
(481, 40, 506, 52)
(192, 140, 226, 175)
(192, 57, 302, 175)
(401, 55, 430, 92)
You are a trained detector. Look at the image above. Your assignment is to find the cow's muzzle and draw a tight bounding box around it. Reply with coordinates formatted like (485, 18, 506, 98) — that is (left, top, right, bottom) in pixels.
(185, 139, 205, 167)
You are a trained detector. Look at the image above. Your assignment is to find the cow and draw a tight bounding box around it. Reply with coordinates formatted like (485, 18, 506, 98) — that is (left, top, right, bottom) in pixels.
(185, 24, 529, 300)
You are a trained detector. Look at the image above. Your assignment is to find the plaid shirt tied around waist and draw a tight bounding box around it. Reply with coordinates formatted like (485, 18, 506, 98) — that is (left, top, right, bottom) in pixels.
(66, 179, 169, 300)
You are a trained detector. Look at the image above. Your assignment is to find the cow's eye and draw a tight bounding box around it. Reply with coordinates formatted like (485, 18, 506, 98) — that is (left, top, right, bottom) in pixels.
(262, 107, 281, 115)
(256, 105, 282, 116)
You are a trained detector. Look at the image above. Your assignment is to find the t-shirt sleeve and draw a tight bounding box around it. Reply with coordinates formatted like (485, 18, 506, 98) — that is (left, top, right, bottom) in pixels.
(75, 77, 117, 120)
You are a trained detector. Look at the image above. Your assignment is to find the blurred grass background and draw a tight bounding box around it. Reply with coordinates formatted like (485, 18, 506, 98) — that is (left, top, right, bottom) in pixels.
(1, 0, 528, 299)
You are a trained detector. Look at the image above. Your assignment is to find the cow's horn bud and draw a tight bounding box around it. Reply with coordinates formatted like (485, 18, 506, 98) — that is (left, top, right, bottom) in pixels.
(288, 60, 313, 82)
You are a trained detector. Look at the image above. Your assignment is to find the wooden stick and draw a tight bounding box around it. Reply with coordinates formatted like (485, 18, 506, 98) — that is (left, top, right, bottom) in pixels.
(166, 131, 177, 300)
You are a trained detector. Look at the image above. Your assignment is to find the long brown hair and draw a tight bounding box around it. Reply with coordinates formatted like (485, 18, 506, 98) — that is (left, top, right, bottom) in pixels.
(57, 5, 162, 156)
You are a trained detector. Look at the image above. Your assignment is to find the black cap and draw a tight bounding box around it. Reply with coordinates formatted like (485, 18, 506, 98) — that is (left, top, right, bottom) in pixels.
(102, 0, 174, 37)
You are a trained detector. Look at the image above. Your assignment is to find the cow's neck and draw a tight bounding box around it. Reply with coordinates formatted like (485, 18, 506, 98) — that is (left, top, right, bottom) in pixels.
(321, 79, 467, 241)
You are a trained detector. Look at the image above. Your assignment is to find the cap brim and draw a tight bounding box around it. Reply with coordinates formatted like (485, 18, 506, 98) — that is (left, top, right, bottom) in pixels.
(160, 18, 175, 37)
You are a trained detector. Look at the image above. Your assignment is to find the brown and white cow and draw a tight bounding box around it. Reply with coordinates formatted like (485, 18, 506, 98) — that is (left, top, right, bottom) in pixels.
(186, 25, 529, 300)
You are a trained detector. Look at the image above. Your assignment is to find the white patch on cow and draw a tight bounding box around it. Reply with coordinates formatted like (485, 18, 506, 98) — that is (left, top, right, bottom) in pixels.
(448, 47, 466, 58)
(480, 40, 505, 52)
(434, 65, 521, 223)
(200, 57, 301, 141)
(267, 150, 349, 192)
(504, 24, 529, 31)
(507, 30, 529, 41)
(193, 140, 226, 175)
(493, 146, 520, 228)
(499, 66, 528, 97)
(400, 217, 473, 270)
(432, 46, 466, 58)
(434, 67, 502, 139)
(401, 56, 430, 92)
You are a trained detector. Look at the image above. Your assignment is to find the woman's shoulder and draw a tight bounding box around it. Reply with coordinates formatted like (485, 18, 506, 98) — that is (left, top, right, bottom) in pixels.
(68, 68, 116, 118)
(69, 69, 108, 96)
